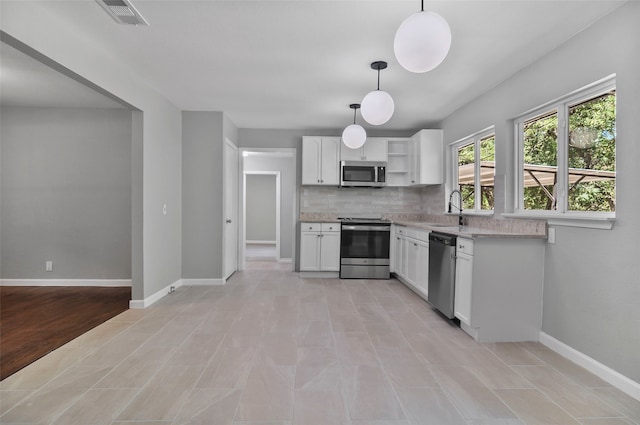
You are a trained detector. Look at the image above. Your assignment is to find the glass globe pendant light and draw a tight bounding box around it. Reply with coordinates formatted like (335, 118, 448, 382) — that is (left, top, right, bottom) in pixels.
(361, 61, 395, 126)
(394, 0, 452, 73)
(342, 104, 367, 149)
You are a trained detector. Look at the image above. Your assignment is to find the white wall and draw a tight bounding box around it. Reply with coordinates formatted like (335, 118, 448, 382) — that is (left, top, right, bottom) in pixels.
(440, 2, 640, 382)
(1, 2, 183, 302)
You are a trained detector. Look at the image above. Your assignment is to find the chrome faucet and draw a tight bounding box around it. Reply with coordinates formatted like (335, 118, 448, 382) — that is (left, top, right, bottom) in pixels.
(448, 189, 465, 226)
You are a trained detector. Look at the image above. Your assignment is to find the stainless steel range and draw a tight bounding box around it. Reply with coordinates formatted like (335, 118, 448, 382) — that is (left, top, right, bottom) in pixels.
(338, 216, 391, 279)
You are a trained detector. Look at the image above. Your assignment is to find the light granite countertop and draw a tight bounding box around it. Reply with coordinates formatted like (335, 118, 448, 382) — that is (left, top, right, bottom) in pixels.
(299, 213, 547, 239)
(390, 220, 546, 239)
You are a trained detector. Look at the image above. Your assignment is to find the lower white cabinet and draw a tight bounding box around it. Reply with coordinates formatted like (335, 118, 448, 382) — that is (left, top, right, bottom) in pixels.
(454, 238, 473, 326)
(392, 225, 429, 300)
(406, 237, 429, 295)
(300, 222, 340, 272)
(453, 237, 545, 342)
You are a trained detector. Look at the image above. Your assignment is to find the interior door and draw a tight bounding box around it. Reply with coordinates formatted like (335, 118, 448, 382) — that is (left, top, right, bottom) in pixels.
(224, 138, 238, 280)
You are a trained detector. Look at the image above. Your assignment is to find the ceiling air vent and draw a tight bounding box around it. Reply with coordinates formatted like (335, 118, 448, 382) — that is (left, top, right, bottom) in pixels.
(96, 0, 149, 26)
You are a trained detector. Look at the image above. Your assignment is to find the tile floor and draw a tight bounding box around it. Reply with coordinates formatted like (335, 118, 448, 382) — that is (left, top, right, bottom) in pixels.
(1, 265, 639, 425)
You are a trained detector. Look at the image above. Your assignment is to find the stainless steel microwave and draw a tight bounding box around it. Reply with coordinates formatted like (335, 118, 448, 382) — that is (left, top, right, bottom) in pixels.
(340, 161, 386, 187)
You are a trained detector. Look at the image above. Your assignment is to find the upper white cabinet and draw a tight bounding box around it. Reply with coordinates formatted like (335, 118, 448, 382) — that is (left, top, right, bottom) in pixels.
(386, 138, 410, 187)
(340, 137, 388, 162)
(302, 136, 340, 185)
(409, 129, 443, 186)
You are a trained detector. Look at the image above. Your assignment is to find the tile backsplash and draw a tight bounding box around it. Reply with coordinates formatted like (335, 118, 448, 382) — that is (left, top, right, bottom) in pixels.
(300, 185, 444, 215)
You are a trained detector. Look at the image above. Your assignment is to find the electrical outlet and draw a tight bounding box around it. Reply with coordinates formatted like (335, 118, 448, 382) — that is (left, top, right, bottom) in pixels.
(45, 261, 53, 272)
(547, 227, 556, 244)
(169, 285, 175, 294)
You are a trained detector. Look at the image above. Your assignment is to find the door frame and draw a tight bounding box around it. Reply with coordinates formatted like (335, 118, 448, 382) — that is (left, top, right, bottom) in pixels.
(223, 137, 239, 280)
(238, 148, 297, 271)
(243, 171, 281, 261)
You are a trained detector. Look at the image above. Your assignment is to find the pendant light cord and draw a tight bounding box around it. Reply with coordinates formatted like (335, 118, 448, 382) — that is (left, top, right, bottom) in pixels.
(421, 0, 424, 12)
(377, 68, 381, 91)
(353, 107, 357, 125)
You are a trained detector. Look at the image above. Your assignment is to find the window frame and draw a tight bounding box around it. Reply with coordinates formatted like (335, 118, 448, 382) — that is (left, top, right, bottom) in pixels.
(450, 126, 496, 215)
(512, 75, 616, 227)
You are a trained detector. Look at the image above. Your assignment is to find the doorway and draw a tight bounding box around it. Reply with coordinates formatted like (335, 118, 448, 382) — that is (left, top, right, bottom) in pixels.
(239, 149, 296, 271)
(244, 172, 280, 263)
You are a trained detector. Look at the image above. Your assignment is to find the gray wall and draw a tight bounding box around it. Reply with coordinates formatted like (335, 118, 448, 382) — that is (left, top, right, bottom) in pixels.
(440, 2, 640, 381)
(182, 111, 238, 280)
(245, 174, 277, 242)
(182, 111, 224, 279)
(3, 2, 184, 301)
(1, 106, 132, 279)
(244, 156, 295, 258)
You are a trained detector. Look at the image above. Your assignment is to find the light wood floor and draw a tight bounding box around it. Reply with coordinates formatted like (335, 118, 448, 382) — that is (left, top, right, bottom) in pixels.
(1, 268, 638, 424)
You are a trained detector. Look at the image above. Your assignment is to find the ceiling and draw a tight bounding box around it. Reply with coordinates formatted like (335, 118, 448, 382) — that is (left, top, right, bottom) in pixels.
(0, 0, 626, 131)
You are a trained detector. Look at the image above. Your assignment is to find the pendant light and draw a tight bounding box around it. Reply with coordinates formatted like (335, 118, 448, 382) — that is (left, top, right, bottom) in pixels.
(342, 104, 367, 149)
(361, 61, 395, 126)
(394, 0, 452, 73)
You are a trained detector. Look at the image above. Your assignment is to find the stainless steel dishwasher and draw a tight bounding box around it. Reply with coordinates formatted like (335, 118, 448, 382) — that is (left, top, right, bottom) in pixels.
(427, 232, 457, 319)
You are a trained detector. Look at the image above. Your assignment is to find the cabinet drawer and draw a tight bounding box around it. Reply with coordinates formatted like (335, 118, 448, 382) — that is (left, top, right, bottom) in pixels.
(301, 222, 322, 232)
(321, 222, 340, 232)
(457, 238, 474, 255)
(394, 225, 406, 236)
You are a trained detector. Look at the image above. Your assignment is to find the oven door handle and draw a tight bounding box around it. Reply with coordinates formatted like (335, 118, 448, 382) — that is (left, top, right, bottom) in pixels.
(342, 225, 391, 232)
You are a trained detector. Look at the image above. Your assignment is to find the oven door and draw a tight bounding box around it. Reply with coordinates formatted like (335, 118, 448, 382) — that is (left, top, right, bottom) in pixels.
(340, 225, 391, 264)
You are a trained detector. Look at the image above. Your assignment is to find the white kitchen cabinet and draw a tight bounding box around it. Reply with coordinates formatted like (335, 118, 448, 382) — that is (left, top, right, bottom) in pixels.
(406, 237, 429, 295)
(453, 237, 545, 342)
(386, 138, 410, 187)
(340, 137, 388, 162)
(409, 129, 443, 186)
(302, 136, 340, 185)
(391, 225, 406, 277)
(454, 238, 474, 326)
(392, 225, 429, 300)
(300, 222, 340, 273)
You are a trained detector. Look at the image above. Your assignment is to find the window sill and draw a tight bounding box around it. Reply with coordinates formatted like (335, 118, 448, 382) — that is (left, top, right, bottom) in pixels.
(501, 212, 615, 230)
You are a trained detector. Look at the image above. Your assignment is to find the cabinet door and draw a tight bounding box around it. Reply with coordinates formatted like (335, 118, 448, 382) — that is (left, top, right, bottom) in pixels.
(302, 137, 322, 185)
(406, 238, 419, 286)
(393, 233, 405, 278)
(415, 240, 429, 294)
(409, 130, 443, 186)
(319, 232, 341, 271)
(340, 138, 388, 162)
(320, 137, 340, 185)
(363, 138, 388, 162)
(340, 144, 363, 162)
(300, 232, 320, 271)
(454, 251, 473, 325)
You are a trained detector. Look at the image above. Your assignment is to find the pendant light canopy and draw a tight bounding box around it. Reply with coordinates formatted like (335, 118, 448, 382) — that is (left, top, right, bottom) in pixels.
(361, 61, 395, 126)
(342, 104, 367, 149)
(394, 0, 452, 73)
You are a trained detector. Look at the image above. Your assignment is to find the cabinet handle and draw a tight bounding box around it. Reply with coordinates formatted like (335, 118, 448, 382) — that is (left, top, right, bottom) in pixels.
(414, 243, 418, 246)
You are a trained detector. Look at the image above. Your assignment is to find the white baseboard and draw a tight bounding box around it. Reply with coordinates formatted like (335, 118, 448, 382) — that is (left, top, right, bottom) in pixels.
(0, 279, 131, 287)
(181, 278, 225, 286)
(129, 279, 182, 309)
(246, 240, 276, 245)
(129, 278, 226, 309)
(539, 332, 640, 401)
(278, 258, 292, 263)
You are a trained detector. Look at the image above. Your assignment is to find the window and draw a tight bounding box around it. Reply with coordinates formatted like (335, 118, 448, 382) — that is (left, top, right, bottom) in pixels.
(451, 128, 495, 212)
(515, 77, 616, 218)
